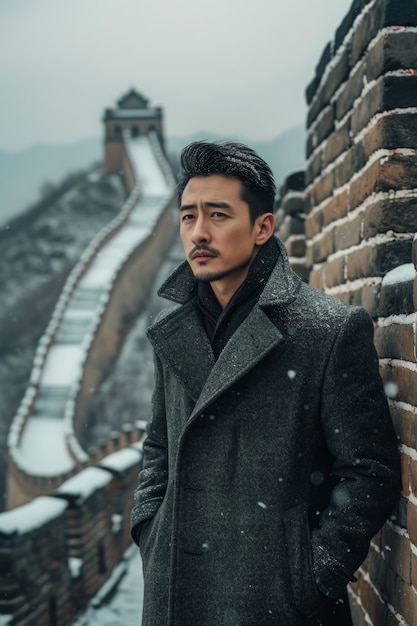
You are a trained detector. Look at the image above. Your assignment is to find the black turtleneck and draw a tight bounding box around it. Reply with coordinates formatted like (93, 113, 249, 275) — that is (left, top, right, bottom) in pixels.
(197, 236, 280, 359)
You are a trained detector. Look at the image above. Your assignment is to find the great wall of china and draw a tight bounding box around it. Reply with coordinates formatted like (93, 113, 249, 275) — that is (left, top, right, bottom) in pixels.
(1, 1, 417, 624)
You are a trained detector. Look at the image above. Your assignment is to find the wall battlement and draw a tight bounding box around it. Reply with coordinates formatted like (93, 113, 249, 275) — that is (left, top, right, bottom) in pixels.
(274, 1, 417, 623)
(0, 432, 145, 625)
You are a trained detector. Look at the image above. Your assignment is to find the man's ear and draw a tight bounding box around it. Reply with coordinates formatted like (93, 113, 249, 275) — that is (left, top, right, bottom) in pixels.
(254, 213, 275, 245)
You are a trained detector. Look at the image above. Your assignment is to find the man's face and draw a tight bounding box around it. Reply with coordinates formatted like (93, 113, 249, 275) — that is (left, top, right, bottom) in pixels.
(179, 175, 260, 286)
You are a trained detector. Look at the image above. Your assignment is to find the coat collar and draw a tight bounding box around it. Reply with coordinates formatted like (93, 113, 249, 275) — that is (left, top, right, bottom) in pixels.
(157, 236, 300, 309)
(147, 237, 301, 414)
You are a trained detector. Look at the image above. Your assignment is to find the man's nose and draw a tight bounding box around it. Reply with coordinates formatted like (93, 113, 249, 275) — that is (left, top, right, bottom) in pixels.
(191, 216, 211, 243)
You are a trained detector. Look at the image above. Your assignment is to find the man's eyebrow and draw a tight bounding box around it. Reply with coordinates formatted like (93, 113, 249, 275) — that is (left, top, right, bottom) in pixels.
(179, 201, 232, 211)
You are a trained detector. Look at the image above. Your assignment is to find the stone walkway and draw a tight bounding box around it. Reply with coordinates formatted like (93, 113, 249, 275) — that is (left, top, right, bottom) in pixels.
(75, 546, 144, 626)
(78, 234, 183, 625)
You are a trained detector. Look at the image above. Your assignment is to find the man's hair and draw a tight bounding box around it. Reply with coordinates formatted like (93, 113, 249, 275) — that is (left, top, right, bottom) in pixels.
(176, 141, 276, 223)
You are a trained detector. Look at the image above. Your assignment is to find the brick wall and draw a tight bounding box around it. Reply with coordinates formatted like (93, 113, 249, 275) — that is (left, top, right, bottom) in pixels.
(0, 442, 144, 625)
(277, 0, 417, 623)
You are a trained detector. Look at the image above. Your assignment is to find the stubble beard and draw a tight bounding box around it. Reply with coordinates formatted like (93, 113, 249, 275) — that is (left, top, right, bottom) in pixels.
(193, 256, 253, 283)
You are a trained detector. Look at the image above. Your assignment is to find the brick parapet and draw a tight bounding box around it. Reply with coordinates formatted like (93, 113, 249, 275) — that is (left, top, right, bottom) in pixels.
(0, 438, 144, 626)
(304, 1, 417, 623)
(275, 172, 308, 281)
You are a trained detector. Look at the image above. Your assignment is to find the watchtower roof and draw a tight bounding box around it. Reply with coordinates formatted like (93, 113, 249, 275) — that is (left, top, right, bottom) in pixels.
(117, 88, 149, 110)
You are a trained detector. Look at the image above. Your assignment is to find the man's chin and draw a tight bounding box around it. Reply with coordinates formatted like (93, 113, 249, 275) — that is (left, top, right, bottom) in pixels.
(194, 270, 229, 283)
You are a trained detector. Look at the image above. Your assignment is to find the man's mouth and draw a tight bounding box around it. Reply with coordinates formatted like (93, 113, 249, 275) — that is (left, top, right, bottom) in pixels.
(192, 252, 215, 260)
(190, 246, 219, 261)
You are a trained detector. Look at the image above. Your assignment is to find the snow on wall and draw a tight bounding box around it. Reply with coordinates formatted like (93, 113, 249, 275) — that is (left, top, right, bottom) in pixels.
(382, 263, 416, 286)
(0, 496, 67, 537)
(56, 466, 113, 505)
(99, 447, 142, 474)
(8, 132, 174, 480)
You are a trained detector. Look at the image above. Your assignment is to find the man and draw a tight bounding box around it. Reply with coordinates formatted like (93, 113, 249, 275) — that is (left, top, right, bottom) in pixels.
(131, 141, 400, 626)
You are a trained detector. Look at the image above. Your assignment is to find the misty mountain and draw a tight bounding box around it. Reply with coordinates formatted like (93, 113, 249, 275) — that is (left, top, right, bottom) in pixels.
(0, 126, 306, 228)
(0, 138, 102, 227)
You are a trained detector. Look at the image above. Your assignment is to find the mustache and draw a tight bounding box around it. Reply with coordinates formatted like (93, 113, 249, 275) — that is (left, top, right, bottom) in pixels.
(189, 244, 220, 259)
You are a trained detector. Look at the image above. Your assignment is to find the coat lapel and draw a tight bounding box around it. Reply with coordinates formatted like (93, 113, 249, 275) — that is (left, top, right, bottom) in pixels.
(148, 237, 301, 415)
(189, 305, 283, 421)
(146, 300, 215, 403)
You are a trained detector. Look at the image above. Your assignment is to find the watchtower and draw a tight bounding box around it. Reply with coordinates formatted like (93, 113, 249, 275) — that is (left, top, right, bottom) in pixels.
(103, 88, 164, 172)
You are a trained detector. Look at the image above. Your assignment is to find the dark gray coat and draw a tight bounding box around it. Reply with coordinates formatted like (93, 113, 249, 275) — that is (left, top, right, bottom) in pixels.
(131, 240, 400, 626)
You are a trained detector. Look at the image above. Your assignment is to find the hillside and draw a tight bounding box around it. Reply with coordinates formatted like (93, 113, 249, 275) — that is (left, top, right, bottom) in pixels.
(0, 170, 126, 510)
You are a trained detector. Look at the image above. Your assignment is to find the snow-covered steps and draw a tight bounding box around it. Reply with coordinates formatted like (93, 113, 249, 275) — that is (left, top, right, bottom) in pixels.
(8, 132, 175, 485)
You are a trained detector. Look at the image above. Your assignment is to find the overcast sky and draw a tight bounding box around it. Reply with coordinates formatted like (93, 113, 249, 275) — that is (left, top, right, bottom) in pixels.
(0, 0, 351, 152)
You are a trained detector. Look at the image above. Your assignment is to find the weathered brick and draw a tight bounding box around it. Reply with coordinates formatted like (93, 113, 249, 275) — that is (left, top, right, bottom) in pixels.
(305, 209, 322, 239)
(281, 194, 306, 217)
(374, 322, 416, 362)
(363, 112, 417, 158)
(345, 245, 374, 281)
(359, 283, 380, 317)
(407, 502, 417, 546)
(393, 495, 409, 531)
(323, 120, 352, 168)
(351, 76, 417, 137)
(347, 240, 413, 280)
(359, 573, 390, 626)
(390, 403, 417, 450)
(349, 154, 417, 211)
(363, 196, 417, 238)
(311, 169, 335, 206)
(409, 457, 417, 499)
(306, 148, 323, 186)
(365, 538, 397, 605)
(395, 575, 417, 626)
(307, 47, 350, 128)
(323, 255, 345, 289)
(321, 46, 350, 115)
(383, 0, 417, 28)
(374, 240, 412, 276)
(335, 60, 367, 122)
(309, 265, 325, 291)
(334, 142, 366, 191)
(306, 106, 334, 157)
(378, 280, 415, 316)
(285, 236, 306, 258)
(322, 190, 349, 227)
(277, 215, 305, 241)
(334, 213, 363, 251)
(351, 6, 377, 66)
(400, 451, 411, 497)
(384, 362, 417, 408)
(367, 30, 417, 81)
(312, 230, 334, 264)
(335, 290, 351, 306)
(305, 241, 314, 270)
(381, 523, 412, 585)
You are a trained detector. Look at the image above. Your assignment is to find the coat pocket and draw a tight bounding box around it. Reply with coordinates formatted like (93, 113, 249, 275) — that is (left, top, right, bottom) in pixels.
(138, 519, 153, 552)
(283, 502, 321, 619)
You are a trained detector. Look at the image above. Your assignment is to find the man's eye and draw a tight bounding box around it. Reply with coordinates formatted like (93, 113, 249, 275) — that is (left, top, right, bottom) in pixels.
(182, 214, 195, 221)
(212, 212, 226, 218)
